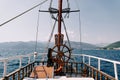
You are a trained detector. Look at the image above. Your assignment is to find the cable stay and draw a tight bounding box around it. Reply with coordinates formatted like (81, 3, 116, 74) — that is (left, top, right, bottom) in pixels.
(74, 0, 82, 53)
(34, 6, 41, 53)
(0, 0, 48, 27)
(78, 12, 82, 53)
(46, 15, 57, 49)
(62, 17, 71, 49)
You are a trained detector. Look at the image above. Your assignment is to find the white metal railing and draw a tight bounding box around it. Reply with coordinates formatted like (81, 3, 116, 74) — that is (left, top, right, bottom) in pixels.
(0, 53, 120, 80)
(0, 52, 42, 77)
(72, 54, 120, 80)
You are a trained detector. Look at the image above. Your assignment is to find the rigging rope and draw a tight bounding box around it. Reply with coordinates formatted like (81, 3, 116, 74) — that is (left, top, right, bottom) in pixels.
(35, 7, 41, 52)
(62, 17, 71, 49)
(74, 0, 82, 52)
(64, 0, 70, 18)
(46, 15, 58, 49)
(49, 0, 53, 8)
(45, 0, 58, 49)
(78, 12, 82, 53)
(67, 0, 70, 8)
(0, 0, 48, 27)
(75, 1, 82, 53)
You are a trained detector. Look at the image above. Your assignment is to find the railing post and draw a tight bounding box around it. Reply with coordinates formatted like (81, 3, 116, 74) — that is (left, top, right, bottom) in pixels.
(28, 56, 31, 64)
(95, 71, 98, 80)
(83, 55, 85, 63)
(18, 70, 20, 80)
(98, 59, 100, 71)
(34, 52, 37, 62)
(3, 59, 7, 77)
(88, 56, 91, 65)
(76, 63, 78, 74)
(19, 57, 22, 68)
(114, 63, 118, 80)
(71, 62, 73, 74)
(100, 73, 102, 80)
(88, 56, 91, 77)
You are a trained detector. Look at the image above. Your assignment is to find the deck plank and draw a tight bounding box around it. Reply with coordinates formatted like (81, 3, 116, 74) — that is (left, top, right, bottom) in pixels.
(30, 66, 54, 78)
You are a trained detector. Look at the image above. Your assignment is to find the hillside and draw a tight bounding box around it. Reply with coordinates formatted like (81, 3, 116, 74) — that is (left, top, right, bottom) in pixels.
(105, 41, 120, 49)
(70, 41, 98, 50)
(0, 41, 98, 50)
(0, 41, 98, 57)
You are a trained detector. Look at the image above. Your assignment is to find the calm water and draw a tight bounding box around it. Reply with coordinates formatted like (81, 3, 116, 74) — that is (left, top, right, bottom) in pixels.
(0, 50, 120, 79)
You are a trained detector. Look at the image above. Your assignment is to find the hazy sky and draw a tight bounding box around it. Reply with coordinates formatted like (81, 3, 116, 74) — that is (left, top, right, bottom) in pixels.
(0, 0, 120, 44)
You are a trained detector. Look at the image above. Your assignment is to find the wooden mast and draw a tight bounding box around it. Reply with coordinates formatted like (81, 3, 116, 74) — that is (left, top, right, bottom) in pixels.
(58, 0, 62, 51)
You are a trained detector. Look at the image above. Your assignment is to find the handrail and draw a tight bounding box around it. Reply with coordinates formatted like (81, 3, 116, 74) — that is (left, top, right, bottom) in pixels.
(2, 62, 35, 80)
(0, 53, 120, 80)
(0, 52, 39, 77)
(73, 54, 120, 80)
(0, 53, 34, 62)
(81, 54, 120, 65)
(83, 63, 116, 80)
(0, 53, 47, 62)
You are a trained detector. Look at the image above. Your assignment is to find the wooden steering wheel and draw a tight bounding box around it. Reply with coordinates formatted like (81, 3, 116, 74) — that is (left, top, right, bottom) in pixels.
(51, 44, 71, 74)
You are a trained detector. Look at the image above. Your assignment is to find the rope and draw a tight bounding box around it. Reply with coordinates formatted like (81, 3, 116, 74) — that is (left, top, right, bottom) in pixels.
(48, 20, 56, 42)
(74, 0, 82, 53)
(78, 12, 82, 53)
(46, 15, 58, 49)
(0, 0, 48, 27)
(67, 0, 70, 8)
(35, 7, 41, 52)
(64, 0, 70, 18)
(75, 0, 82, 53)
(62, 17, 71, 49)
(49, 0, 53, 8)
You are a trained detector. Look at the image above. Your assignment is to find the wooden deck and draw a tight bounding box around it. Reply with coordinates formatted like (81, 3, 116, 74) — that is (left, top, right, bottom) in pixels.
(30, 66, 54, 78)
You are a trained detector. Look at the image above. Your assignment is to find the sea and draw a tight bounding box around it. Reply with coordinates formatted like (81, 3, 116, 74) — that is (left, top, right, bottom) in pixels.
(0, 49, 120, 79)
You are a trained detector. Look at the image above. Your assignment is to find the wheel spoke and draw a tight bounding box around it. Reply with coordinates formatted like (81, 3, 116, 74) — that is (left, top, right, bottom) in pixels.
(52, 49, 58, 54)
(61, 46, 65, 51)
(63, 54, 70, 59)
(63, 50, 69, 53)
(61, 42, 67, 51)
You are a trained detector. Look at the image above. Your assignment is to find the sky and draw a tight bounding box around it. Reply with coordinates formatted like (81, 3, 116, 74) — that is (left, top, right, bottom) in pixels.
(0, 0, 120, 44)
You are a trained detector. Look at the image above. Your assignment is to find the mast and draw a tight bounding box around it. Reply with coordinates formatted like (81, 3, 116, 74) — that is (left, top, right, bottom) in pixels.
(58, 0, 62, 51)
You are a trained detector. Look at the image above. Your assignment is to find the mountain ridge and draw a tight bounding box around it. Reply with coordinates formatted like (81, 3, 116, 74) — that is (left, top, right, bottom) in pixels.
(0, 41, 98, 50)
(105, 41, 120, 49)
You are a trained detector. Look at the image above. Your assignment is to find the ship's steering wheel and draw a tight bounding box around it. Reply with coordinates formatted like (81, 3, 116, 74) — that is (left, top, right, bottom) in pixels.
(47, 44, 71, 74)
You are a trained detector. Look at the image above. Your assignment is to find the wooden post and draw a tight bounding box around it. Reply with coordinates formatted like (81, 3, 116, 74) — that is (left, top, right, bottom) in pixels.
(100, 73, 102, 80)
(22, 68, 24, 79)
(18, 70, 20, 80)
(58, 0, 62, 51)
(12, 74, 15, 80)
